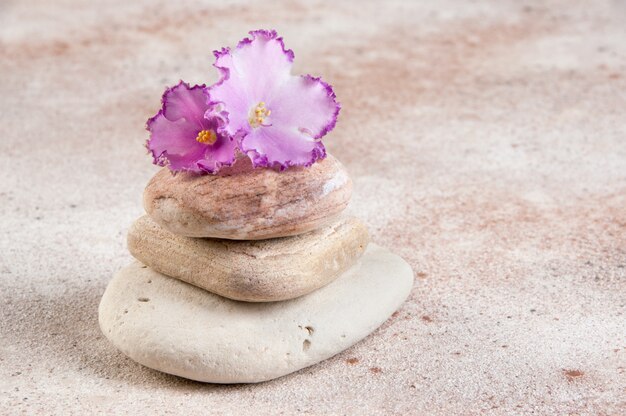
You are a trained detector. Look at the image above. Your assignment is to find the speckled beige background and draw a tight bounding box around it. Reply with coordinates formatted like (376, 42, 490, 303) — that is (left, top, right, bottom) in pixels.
(1, 0, 625, 415)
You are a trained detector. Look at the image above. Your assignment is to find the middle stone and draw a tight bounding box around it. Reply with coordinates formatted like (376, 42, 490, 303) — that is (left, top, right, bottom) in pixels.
(128, 216, 369, 302)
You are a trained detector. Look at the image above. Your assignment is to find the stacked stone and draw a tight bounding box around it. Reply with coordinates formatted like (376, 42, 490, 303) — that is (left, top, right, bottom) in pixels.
(99, 155, 413, 383)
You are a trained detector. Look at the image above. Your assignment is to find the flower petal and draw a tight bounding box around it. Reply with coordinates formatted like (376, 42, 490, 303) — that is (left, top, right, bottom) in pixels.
(241, 124, 326, 169)
(146, 111, 207, 172)
(162, 81, 209, 128)
(196, 134, 238, 174)
(208, 30, 295, 135)
(268, 75, 340, 139)
(206, 68, 250, 136)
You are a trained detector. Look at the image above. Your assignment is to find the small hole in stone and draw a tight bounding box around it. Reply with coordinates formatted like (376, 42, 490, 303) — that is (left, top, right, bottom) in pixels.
(123, 309, 128, 314)
(303, 340, 311, 351)
(141, 265, 147, 269)
(137, 297, 150, 302)
(147, 280, 152, 284)
(305, 326, 314, 335)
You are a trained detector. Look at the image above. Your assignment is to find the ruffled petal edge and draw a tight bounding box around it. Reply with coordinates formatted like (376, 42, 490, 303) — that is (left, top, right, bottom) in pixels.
(243, 139, 327, 171)
(145, 123, 238, 174)
(158, 80, 207, 122)
(208, 29, 295, 97)
(302, 75, 341, 139)
(237, 29, 295, 61)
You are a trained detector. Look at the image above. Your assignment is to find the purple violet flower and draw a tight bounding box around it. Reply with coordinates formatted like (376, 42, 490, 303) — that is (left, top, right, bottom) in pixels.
(208, 30, 341, 169)
(146, 81, 236, 173)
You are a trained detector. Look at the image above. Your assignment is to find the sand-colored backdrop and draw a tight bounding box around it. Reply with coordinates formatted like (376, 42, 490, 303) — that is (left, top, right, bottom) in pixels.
(1, 0, 625, 414)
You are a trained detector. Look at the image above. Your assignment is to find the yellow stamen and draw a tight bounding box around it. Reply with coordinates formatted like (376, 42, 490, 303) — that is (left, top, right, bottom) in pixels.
(249, 102, 271, 128)
(195, 129, 217, 145)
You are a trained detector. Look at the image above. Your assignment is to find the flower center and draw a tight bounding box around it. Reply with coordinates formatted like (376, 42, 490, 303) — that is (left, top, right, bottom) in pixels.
(248, 102, 271, 128)
(195, 129, 217, 145)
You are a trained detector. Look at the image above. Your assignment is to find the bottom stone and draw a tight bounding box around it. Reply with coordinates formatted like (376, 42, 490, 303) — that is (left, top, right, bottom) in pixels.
(98, 244, 414, 383)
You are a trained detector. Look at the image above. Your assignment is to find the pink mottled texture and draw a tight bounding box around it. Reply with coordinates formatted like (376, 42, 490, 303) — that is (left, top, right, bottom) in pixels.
(1, 1, 625, 415)
(208, 29, 339, 169)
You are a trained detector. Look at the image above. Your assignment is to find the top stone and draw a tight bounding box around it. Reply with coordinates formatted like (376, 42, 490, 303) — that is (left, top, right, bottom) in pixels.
(143, 155, 352, 240)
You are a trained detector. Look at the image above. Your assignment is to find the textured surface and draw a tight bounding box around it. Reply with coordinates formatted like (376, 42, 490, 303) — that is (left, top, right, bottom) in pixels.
(99, 245, 412, 383)
(144, 154, 351, 239)
(1, 0, 625, 414)
(128, 215, 369, 302)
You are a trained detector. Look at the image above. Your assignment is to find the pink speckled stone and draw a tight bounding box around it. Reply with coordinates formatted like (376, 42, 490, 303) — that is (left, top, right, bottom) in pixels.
(143, 155, 352, 239)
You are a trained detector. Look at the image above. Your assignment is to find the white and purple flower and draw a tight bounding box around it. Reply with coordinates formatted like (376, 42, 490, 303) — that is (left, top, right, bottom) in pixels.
(146, 30, 340, 173)
(208, 30, 340, 169)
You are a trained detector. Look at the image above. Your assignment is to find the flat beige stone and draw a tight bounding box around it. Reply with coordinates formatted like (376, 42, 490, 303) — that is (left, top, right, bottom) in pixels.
(98, 244, 414, 384)
(127, 215, 369, 302)
(143, 155, 352, 240)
